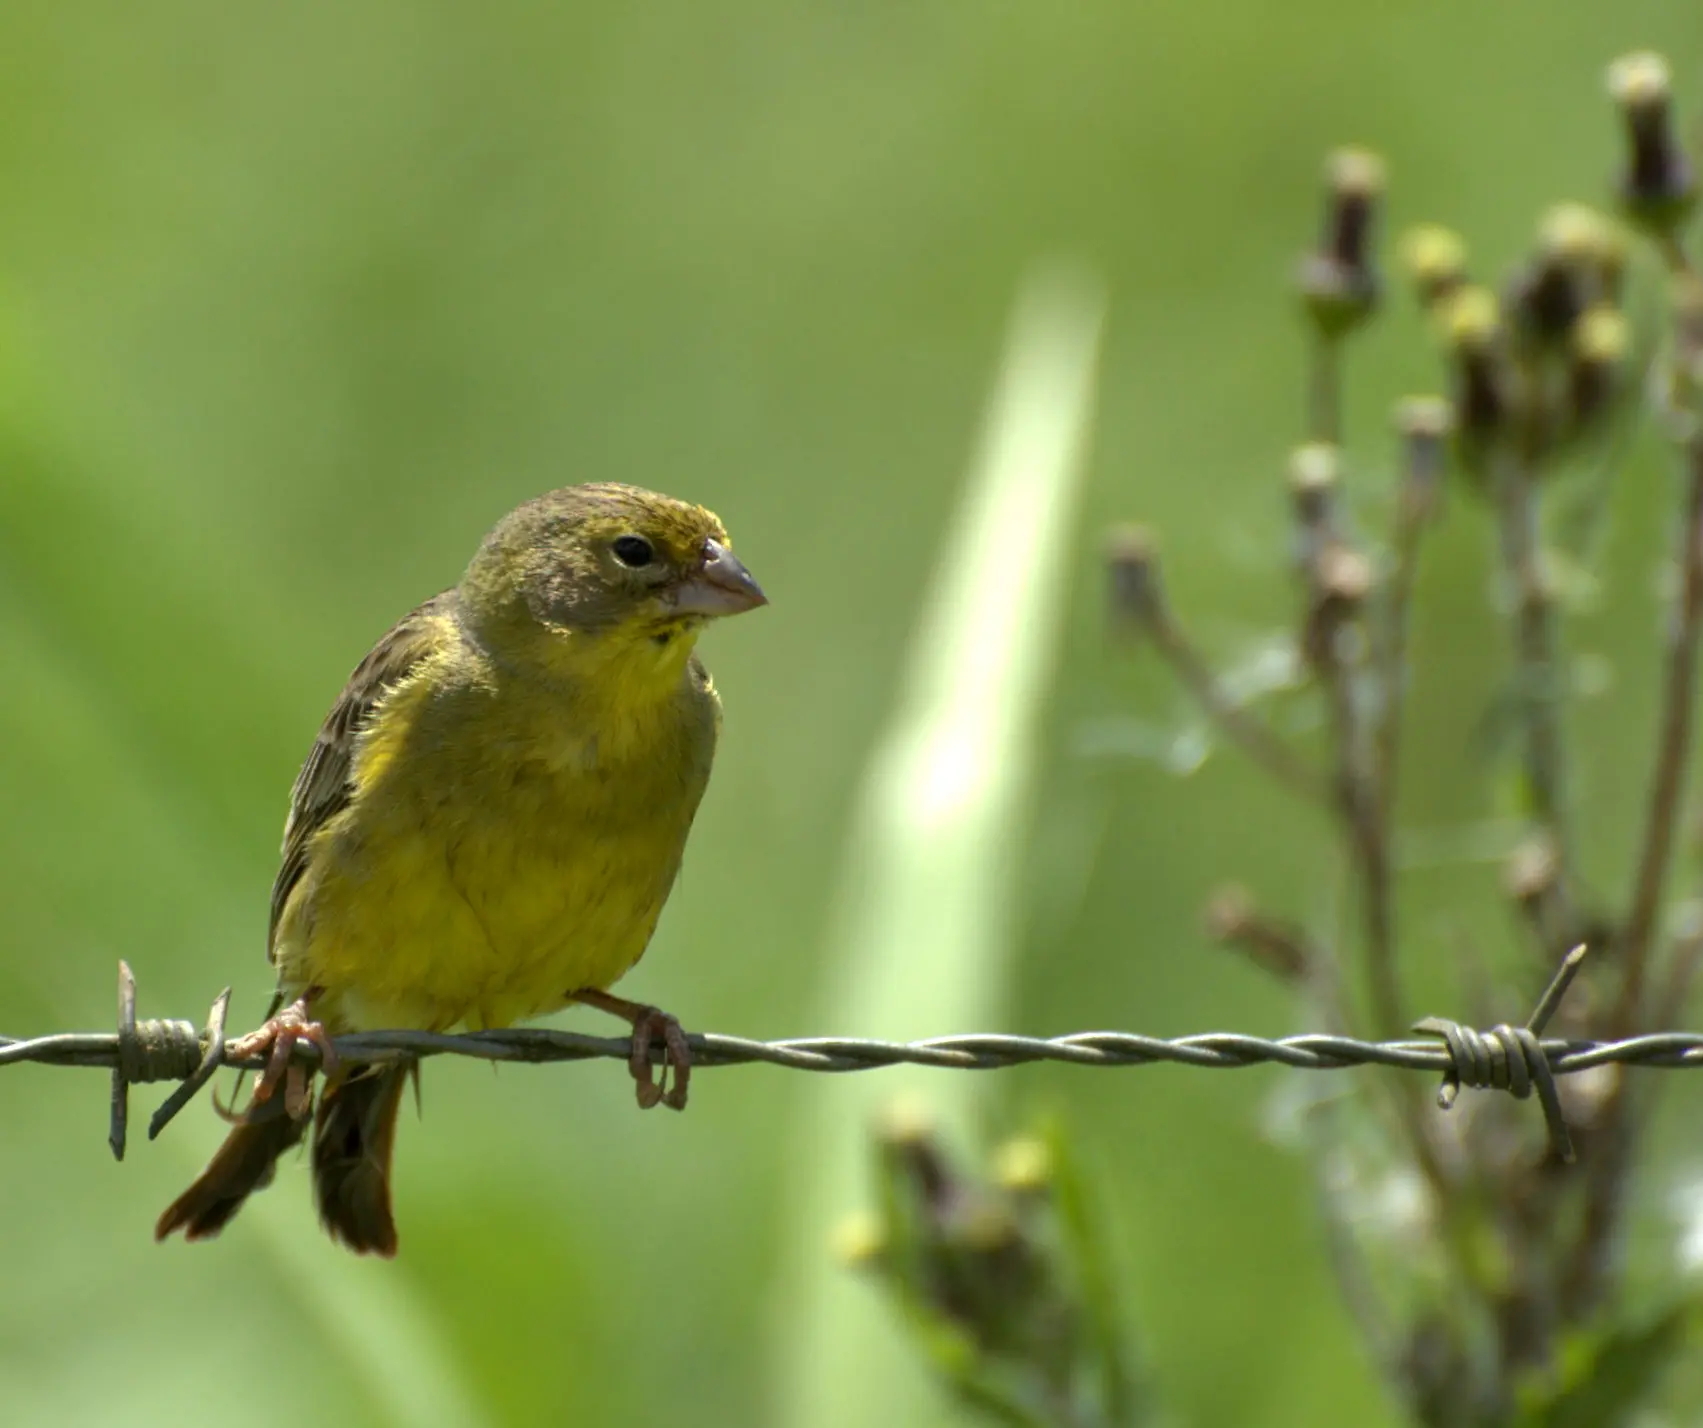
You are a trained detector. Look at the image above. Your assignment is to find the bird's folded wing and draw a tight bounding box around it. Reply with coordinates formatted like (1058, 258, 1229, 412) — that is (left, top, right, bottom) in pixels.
(267, 591, 460, 958)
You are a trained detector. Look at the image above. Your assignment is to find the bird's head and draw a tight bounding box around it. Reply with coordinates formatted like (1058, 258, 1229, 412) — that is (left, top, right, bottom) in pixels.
(459, 483, 766, 675)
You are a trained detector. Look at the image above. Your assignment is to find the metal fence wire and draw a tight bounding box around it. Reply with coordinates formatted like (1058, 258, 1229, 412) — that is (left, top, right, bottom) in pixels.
(3, 948, 1698, 1166)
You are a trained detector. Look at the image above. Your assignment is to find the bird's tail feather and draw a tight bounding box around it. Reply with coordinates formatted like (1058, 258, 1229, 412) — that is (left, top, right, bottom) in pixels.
(312, 1063, 410, 1257)
(154, 1102, 308, 1242)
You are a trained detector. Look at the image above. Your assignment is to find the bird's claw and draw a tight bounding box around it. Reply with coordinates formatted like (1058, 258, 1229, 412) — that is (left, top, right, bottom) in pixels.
(570, 988, 692, 1111)
(216, 999, 337, 1124)
(627, 1006, 692, 1112)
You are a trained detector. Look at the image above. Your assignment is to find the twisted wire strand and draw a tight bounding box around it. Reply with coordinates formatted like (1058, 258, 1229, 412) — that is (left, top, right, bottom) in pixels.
(12, 1024, 1703, 1074)
(4, 950, 1695, 1162)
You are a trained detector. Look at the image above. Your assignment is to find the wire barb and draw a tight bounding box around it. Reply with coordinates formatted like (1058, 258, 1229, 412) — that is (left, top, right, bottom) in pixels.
(1412, 943, 1588, 1162)
(108, 961, 209, 1161)
(146, 986, 232, 1145)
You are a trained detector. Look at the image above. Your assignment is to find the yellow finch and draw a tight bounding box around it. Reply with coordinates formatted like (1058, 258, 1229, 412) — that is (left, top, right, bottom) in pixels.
(156, 483, 765, 1255)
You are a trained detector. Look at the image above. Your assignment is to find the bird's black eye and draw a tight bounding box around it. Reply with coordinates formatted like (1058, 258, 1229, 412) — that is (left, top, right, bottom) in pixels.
(611, 535, 655, 568)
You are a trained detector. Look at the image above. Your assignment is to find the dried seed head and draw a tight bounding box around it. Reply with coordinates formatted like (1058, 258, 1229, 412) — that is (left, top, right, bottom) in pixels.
(1205, 885, 1310, 981)
(1317, 545, 1373, 605)
(876, 1095, 956, 1211)
(1394, 396, 1453, 523)
(1288, 443, 1341, 569)
(951, 1200, 1023, 1254)
(832, 1211, 887, 1269)
(1539, 203, 1628, 304)
(1401, 225, 1469, 309)
(1300, 544, 1371, 671)
(1608, 50, 1673, 110)
(1439, 286, 1509, 442)
(1574, 304, 1629, 365)
(991, 1137, 1052, 1196)
(1511, 205, 1629, 349)
(1569, 304, 1629, 430)
(1288, 441, 1341, 508)
(1395, 394, 1455, 442)
(878, 1095, 937, 1149)
(1505, 836, 1562, 907)
(1606, 51, 1697, 234)
(1505, 259, 1583, 349)
(1300, 147, 1386, 337)
(1205, 884, 1255, 942)
(1441, 285, 1502, 352)
(1106, 524, 1163, 626)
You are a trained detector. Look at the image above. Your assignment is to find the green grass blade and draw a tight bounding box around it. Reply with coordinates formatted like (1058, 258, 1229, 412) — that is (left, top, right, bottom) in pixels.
(771, 265, 1106, 1428)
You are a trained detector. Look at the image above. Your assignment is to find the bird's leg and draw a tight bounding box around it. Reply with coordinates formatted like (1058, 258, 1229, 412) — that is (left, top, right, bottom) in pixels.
(215, 991, 338, 1124)
(570, 988, 691, 1111)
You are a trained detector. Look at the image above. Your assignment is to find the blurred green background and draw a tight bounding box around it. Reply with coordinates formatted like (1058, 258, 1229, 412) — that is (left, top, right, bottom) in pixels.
(3, 4, 1702, 1425)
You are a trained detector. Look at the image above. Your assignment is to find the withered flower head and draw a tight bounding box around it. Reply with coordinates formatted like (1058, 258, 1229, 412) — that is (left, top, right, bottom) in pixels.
(1300, 147, 1387, 337)
(1606, 52, 1697, 233)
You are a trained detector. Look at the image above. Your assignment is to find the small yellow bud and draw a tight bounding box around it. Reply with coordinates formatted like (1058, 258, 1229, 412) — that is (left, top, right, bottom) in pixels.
(1441, 286, 1501, 351)
(1607, 52, 1672, 112)
(992, 1136, 1053, 1194)
(1400, 225, 1468, 307)
(1394, 395, 1454, 442)
(1288, 442, 1341, 497)
(877, 1094, 936, 1148)
(1328, 147, 1386, 200)
(832, 1211, 887, 1269)
(1539, 204, 1624, 267)
(1574, 305, 1628, 366)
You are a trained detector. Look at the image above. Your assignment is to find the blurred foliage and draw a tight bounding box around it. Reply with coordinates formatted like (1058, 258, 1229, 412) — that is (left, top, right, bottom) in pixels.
(840, 1112, 1147, 1428)
(3, 4, 1703, 1427)
(852, 45, 1703, 1427)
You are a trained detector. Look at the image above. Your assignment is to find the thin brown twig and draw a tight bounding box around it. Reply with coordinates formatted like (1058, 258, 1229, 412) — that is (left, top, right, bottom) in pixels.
(1567, 232, 1702, 1327)
(1494, 454, 1574, 944)
(1614, 433, 1703, 1033)
(1372, 400, 1447, 821)
(1312, 600, 1403, 1046)
(1373, 518, 1424, 822)
(1302, 555, 1454, 1202)
(1620, 237, 1703, 1027)
(1310, 333, 1342, 446)
(1294, 353, 1446, 1191)
(1142, 606, 1327, 804)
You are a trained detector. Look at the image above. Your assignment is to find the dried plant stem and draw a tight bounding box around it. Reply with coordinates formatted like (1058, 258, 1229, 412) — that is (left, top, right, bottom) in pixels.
(1312, 1139, 1399, 1386)
(1311, 603, 1452, 1199)
(1321, 660, 1401, 1040)
(1495, 458, 1574, 935)
(1142, 607, 1327, 804)
(1619, 236, 1703, 1030)
(1309, 333, 1343, 445)
(1663, 916, 1703, 1013)
(1615, 434, 1703, 1033)
(1299, 550, 1401, 1043)
(1374, 517, 1426, 821)
(1559, 1088, 1639, 1321)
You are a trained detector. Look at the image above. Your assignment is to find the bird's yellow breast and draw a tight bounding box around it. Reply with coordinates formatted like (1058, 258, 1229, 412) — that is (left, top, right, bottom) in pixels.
(273, 641, 720, 1034)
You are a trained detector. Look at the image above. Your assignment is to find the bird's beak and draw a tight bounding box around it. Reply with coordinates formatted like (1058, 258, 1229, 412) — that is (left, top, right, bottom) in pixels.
(671, 538, 768, 618)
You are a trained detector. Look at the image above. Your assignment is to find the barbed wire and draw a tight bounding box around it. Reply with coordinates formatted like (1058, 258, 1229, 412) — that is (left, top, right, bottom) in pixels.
(3, 949, 1698, 1164)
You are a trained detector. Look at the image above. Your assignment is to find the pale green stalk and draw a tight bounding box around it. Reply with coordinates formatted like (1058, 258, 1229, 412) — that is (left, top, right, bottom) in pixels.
(770, 267, 1105, 1428)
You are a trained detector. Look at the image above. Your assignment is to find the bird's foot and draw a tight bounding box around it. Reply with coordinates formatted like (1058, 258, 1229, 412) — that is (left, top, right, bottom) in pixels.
(216, 996, 337, 1124)
(570, 988, 692, 1111)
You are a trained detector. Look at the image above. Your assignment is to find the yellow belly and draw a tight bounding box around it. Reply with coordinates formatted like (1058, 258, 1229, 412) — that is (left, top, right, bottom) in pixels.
(273, 659, 715, 1033)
